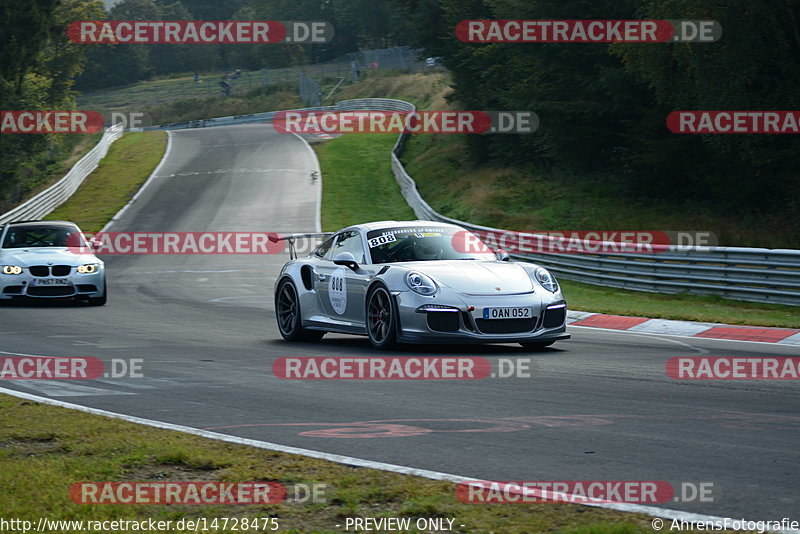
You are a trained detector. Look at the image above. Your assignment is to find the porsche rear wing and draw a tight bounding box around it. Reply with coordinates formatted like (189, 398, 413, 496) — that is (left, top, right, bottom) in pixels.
(269, 232, 333, 259)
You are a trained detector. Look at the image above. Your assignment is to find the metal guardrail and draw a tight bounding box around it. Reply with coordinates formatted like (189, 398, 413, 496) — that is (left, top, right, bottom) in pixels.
(146, 98, 415, 131)
(106, 98, 800, 306)
(0, 124, 124, 225)
(384, 101, 800, 306)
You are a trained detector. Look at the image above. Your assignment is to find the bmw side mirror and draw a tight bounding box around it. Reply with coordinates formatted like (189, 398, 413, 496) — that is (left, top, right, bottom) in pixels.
(333, 252, 359, 270)
(494, 249, 510, 261)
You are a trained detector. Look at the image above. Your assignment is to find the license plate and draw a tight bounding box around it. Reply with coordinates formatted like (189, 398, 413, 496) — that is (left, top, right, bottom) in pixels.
(483, 306, 533, 320)
(32, 278, 69, 286)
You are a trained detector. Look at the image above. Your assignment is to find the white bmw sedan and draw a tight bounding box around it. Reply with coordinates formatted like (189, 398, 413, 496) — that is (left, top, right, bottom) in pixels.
(0, 220, 106, 305)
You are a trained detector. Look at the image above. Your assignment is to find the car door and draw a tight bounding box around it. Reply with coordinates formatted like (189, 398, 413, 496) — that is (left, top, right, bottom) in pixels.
(309, 234, 338, 320)
(316, 230, 369, 325)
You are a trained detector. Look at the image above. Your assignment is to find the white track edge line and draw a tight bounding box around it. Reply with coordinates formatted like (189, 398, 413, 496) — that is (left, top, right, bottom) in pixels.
(290, 132, 323, 233)
(100, 130, 174, 233)
(0, 387, 793, 533)
(567, 324, 800, 348)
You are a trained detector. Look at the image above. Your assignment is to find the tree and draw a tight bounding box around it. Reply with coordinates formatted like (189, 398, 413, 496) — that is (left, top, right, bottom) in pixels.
(614, 0, 800, 206)
(0, 0, 104, 210)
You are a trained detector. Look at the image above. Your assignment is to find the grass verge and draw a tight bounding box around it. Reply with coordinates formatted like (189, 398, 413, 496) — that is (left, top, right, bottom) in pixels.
(316, 134, 414, 231)
(143, 84, 303, 127)
(79, 72, 303, 117)
(0, 393, 688, 533)
(44, 131, 167, 232)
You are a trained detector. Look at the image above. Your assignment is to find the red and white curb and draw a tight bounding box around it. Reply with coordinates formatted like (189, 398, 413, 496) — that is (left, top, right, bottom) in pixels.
(567, 311, 800, 345)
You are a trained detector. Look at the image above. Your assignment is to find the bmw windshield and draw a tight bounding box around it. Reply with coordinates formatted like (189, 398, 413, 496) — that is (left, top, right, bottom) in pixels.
(366, 226, 493, 263)
(1, 225, 85, 249)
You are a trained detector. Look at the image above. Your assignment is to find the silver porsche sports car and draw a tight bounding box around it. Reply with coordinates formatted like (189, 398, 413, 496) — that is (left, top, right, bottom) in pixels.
(0, 220, 106, 305)
(274, 220, 569, 349)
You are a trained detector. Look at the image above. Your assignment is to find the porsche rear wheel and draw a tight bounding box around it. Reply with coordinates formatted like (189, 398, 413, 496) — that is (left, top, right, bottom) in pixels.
(366, 285, 397, 349)
(276, 279, 324, 342)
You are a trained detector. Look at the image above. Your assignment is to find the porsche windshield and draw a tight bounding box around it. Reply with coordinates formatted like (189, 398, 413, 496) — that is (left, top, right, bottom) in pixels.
(366, 226, 493, 263)
(2, 225, 83, 249)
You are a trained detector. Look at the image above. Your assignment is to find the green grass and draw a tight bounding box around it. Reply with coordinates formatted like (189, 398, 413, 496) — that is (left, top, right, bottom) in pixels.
(78, 73, 303, 127)
(45, 131, 167, 232)
(314, 71, 450, 231)
(336, 71, 452, 110)
(0, 393, 684, 534)
(316, 134, 414, 231)
(78, 71, 276, 114)
(144, 84, 303, 127)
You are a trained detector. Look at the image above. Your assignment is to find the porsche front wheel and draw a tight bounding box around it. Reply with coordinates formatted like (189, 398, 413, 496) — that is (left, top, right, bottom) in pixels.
(366, 285, 397, 349)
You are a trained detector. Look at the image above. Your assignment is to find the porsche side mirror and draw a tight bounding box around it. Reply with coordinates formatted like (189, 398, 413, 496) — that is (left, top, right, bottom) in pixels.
(333, 252, 359, 270)
(494, 249, 510, 261)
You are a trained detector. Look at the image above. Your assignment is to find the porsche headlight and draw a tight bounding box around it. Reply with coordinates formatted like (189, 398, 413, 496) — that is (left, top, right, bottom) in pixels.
(534, 267, 559, 293)
(2, 265, 22, 275)
(77, 263, 100, 274)
(405, 271, 438, 296)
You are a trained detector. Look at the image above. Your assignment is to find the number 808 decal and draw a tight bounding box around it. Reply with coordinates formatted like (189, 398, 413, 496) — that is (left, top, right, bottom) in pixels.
(368, 233, 397, 248)
(329, 267, 347, 314)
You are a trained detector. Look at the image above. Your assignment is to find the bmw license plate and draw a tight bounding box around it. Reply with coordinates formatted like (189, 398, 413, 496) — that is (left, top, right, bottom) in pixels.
(483, 306, 533, 320)
(32, 278, 69, 286)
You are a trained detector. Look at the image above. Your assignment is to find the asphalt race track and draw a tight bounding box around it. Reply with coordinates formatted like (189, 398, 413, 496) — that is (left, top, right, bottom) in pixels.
(1, 123, 798, 521)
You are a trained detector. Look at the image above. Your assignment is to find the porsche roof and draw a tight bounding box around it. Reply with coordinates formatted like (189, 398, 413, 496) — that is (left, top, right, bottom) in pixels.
(347, 220, 464, 232)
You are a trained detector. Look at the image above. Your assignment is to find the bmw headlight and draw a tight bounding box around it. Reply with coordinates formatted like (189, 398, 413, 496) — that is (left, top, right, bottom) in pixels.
(77, 263, 100, 274)
(534, 267, 559, 293)
(2, 265, 22, 275)
(405, 271, 438, 295)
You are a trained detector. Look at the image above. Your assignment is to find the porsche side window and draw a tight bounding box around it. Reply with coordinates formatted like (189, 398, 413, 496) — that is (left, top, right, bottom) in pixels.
(314, 236, 335, 259)
(331, 231, 365, 263)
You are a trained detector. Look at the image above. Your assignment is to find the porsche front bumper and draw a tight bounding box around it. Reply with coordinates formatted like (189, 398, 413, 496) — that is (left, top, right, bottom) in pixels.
(393, 289, 569, 344)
